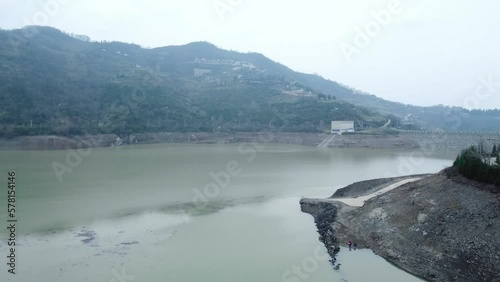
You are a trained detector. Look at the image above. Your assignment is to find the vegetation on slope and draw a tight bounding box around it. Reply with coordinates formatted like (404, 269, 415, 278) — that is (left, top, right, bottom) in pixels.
(0, 26, 388, 137)
(1, 26, 500, 138)
(453, 144, 500, 186)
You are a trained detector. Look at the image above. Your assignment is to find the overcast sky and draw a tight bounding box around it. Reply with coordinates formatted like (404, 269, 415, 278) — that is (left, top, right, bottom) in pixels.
(1, 0, 499, 109)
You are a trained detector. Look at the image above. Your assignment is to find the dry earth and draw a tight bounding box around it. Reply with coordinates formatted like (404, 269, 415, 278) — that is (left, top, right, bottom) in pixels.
(301, 169, 500, 281)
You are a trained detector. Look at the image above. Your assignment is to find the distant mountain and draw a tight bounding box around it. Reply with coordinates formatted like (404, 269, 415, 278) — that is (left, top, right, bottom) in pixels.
(0, 26, 499, 138)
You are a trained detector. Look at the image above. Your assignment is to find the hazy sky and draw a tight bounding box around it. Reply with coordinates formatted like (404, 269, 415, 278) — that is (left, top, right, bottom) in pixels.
(1, 0, 499, 109)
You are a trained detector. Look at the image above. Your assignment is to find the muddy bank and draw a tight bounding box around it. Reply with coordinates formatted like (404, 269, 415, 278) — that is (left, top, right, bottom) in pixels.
(300, 170, 500, 281)
(330, 174, 430, 198)
(0, 132, 409, 150)
(1, 131, 499, 151)
(299, 175, 429, 266)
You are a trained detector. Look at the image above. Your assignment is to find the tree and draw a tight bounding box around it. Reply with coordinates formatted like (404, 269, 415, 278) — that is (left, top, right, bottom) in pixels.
(478, 141, 485, 156)
(492, 144, 498, 157)
(477, 141, 490, 165)
(454, 145, 499, 186)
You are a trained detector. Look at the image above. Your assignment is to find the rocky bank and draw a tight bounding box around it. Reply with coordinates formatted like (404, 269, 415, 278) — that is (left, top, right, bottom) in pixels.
(300, 169, 500, 282)
(1, 131, 499, 151)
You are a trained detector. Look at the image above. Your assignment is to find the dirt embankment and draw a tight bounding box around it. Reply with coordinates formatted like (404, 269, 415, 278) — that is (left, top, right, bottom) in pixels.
(0, 132, 414, 150)
(1, 131, 499, 151)
(301, 170, 500, 281)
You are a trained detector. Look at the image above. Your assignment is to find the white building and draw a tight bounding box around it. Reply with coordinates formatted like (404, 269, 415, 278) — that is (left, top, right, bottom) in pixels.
(194, 68, 212, 77)
(331, 121, 354, 134)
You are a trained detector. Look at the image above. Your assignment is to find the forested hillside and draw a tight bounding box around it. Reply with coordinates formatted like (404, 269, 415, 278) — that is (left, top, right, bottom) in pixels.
(0, 26, 387, 137)
(1, 26, 499, 138)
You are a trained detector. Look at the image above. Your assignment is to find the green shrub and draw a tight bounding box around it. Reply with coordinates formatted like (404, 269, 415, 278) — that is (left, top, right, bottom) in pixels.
(454, 145, 500, 186)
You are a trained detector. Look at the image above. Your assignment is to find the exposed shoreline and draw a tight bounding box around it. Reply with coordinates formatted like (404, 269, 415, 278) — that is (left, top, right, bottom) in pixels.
(1, 131, 499, 151)
(300, 169, 500, 281)
(299, 175, 428, 270)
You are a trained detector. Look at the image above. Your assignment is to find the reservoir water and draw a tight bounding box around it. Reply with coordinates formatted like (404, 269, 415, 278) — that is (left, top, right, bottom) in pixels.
(0, 143, 455, 281)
